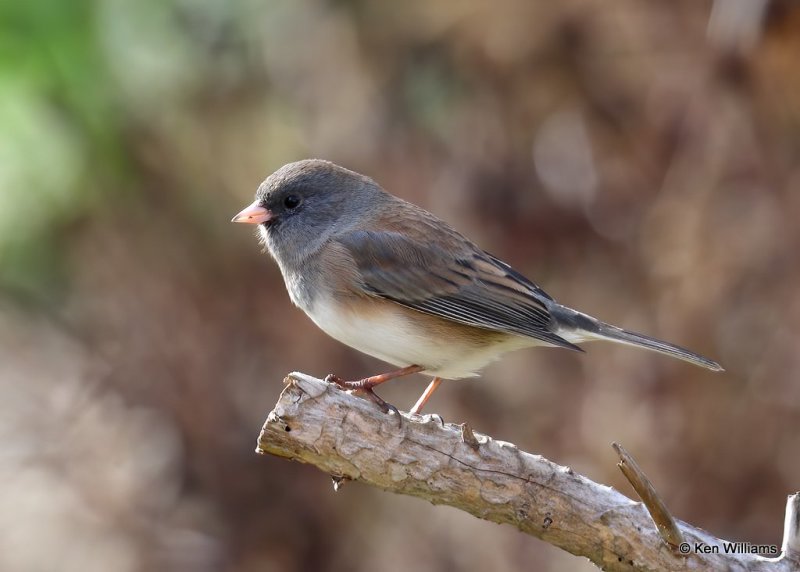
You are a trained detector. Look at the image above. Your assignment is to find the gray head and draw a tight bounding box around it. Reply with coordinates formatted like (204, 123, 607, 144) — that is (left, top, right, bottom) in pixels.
(232, 159, 389, 267)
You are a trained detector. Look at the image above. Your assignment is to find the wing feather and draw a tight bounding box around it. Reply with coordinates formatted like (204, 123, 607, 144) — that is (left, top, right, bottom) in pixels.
(335, 229, 581, 351)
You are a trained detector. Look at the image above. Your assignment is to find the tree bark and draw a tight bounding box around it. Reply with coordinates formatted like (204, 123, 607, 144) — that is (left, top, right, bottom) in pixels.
(256, 373, 799, 572)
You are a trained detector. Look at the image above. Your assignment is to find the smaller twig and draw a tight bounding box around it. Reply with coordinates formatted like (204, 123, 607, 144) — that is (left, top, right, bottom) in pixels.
(330, 475, 349, 492)
(781, 493, 800, 563)
(459, 422, 481, 450)
(612, 442, 685, 549)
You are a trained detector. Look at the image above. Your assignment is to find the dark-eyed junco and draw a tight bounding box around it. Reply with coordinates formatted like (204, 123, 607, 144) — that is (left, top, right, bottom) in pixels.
(233, 159, 722, 414)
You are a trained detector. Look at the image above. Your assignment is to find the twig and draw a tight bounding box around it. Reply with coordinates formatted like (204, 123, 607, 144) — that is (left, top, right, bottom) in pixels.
(781, 493, 800, 564)
(257, 372, 798, 572)
(612, 442, 685, 549)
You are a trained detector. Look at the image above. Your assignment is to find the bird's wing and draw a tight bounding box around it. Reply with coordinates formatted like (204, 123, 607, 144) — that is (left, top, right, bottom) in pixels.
(334, 228, 582, 351)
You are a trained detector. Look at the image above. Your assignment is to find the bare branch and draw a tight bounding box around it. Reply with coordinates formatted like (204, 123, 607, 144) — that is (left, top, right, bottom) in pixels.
(257, 373, 797, 572)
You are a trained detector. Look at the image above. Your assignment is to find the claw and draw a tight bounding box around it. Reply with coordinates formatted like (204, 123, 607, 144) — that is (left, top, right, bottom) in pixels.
(324, 373, 343, 384)
(361, 388, 400, 417)
(324, 373, 400, 418)
(323, 365, 423, 421)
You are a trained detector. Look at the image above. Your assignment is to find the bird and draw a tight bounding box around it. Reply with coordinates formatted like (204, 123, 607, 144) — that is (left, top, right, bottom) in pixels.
(232, 159, 722, 415)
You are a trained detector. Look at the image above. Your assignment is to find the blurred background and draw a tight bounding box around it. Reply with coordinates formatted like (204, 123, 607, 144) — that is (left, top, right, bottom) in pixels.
(1, 0, 798, 570)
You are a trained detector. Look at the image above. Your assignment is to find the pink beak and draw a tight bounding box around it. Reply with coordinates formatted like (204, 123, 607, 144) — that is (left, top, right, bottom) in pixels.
(231, 200, 273, 224)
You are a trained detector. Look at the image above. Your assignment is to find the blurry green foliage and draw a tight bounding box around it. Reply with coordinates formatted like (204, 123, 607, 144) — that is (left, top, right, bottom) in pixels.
(0, 0, 127, 300)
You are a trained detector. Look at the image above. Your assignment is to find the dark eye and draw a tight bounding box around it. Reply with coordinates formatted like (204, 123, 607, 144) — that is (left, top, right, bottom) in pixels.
(283, 195, 301, 209)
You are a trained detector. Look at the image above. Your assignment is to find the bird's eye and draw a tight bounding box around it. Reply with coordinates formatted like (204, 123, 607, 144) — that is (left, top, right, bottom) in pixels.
(283, 195, 301, 209)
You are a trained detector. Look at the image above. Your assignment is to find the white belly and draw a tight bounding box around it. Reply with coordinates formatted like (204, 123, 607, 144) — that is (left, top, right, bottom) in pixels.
(305, 295, 536, 379)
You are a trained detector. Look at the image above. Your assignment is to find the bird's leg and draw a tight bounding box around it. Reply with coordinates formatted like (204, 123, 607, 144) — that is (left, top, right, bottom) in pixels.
(410, 377, 443, 415)
(325, 365, 424, 414)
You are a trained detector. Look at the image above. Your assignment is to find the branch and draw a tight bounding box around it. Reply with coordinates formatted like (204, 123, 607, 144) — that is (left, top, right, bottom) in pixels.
(256, 373, 799, 572)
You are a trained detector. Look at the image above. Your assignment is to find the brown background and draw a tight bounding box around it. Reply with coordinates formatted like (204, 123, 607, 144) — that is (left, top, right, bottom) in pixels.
(1, 1, 799, 570)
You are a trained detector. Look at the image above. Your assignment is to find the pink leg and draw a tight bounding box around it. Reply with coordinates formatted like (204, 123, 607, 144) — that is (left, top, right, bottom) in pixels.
(410, 377, 443, 415)
(325, 365, 424, 414)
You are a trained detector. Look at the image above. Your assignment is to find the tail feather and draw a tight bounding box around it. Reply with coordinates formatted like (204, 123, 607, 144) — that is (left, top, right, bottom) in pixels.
(551, 306, 724, 372)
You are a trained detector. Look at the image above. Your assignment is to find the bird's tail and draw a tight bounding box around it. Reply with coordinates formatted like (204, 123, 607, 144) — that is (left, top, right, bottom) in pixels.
(551, 306, 724, 372)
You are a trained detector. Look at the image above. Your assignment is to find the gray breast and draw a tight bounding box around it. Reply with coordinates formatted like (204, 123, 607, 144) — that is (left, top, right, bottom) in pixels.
(261, 226, 320, 313)
(282, 268, 322, 313)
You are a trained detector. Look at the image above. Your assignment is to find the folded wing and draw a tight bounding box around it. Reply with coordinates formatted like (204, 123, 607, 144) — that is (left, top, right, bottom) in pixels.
(335, 229, 581, 351)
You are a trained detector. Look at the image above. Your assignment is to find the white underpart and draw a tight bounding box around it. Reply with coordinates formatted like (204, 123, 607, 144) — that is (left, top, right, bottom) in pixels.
(306, 295, 538, 379)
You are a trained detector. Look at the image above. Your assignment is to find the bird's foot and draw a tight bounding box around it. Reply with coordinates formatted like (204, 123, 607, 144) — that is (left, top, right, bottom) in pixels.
(324, 374, 400, 416)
